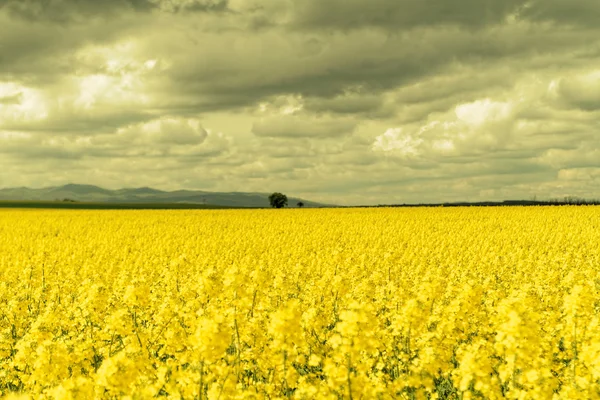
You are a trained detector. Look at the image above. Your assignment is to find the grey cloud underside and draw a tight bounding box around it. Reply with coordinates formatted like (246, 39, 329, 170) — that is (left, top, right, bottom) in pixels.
(2, 112, 153, 134)
(1, 134, 228, 161)
(160, 24, 598, 116)
(302, 93, 385, 116)
(251, 116, 357, 138)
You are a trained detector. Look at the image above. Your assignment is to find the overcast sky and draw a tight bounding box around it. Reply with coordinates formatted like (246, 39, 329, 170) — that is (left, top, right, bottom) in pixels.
(0, 0, 599, 205)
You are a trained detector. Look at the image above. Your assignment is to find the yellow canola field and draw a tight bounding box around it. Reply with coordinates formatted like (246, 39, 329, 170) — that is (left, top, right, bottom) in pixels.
(1, 207, 600, 399)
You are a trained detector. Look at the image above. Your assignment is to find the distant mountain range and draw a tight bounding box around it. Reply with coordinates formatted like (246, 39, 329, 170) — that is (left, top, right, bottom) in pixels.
(0, 184, 330, 208)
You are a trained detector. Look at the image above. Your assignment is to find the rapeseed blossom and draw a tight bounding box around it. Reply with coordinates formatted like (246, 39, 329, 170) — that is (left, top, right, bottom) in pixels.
(0, 206, 599, 398)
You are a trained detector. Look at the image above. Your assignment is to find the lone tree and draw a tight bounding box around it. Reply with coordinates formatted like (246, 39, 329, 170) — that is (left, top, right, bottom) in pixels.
(269, 192, 288, 208)
(297, 201, 304, 208)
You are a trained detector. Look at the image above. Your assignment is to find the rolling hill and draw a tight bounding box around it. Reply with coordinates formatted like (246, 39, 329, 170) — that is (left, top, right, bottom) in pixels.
(0, 184, 329, 208)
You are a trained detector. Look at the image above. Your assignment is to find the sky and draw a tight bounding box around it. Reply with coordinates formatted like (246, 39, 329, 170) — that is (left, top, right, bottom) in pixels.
(0, 0, 599, 206)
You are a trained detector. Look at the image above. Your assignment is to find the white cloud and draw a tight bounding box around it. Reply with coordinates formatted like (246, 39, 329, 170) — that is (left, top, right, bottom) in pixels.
(0, 82, 48, 125)
(257, 94, 304, 115)
(135, 118, 208, 145)
(73, 71, 149, 110)
(372, 97, 517, 159)
(432, 139, 455, 153)
(454, 99, 513, 127)
(372, 128, 423, 156)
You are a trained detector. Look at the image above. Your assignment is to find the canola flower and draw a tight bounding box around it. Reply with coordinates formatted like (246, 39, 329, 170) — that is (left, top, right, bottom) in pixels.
(0, 206, 600, 399)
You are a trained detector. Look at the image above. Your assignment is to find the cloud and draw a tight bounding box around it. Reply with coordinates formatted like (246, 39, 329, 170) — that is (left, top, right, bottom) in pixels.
(150, 0, 229, 13)
(0, 91, 22, 105)
(289, 0, 528, 31)
(372, 128, 423, 156)
(302, 91, 390, 117)
(455, 99, 513, 127)
(252, 114, 357, 138)
(0, 12, 142, 85)
(82, 117, 233, 160)
(0, 0, 229, 22)
(520, 0, 600, 27)
(557, 167, 600, 182)
(373, 98, 517, 159)
(0, 82, 48, 125)
(113, 117, 209, 146)
(0, 0, 151, 22)
(0, 116, 229, 161)
(555, 70, 600, 111)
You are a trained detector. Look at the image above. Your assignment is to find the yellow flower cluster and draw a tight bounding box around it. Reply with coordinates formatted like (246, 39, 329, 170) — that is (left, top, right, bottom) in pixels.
(1, 206, 600, 399)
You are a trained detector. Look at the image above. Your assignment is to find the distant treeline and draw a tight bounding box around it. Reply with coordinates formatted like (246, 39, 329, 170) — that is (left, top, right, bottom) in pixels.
(373, 198, 600, 208)
(1, 198, 598, 210)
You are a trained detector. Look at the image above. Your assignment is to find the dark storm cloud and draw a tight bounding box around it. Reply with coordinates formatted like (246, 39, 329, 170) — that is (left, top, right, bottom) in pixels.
(0, 0, 230, 22)
(0, 13, 137, 84)
(521, 0, 600, 27)
(159, 20, 598, 116)
(170, 0, 229, 13)
(0, 0, 154, 22)
(289, 0, 529, 31)
(6, 0, 597, 31)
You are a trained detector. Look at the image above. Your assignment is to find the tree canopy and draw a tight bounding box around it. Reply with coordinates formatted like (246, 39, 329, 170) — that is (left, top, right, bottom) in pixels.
(269, 193, 288, 208)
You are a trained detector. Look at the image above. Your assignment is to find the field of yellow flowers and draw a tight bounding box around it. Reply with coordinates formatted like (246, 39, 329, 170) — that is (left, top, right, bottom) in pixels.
(1, 207, 600, 399)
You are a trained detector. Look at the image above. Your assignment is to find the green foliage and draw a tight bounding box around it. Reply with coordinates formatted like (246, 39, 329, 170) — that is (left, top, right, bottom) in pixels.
(269, 193, 288, 209)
